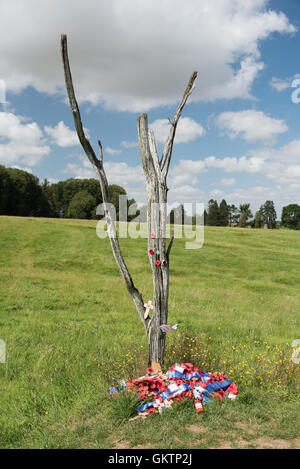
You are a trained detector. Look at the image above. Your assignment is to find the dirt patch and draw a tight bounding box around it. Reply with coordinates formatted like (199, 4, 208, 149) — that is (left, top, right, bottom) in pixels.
(292, 438, 300, 449)
(234, 436, 250, 448)
(113, 440, 131, 449)
(132, 444, 152, 449)
(234, 421, 260, 435)
(173, 436, 184, 444)
(213, 440, 232, 449)
(253, 437, 291, 449)
(186, 424, 206, 434)
(114, 440, 152, 449)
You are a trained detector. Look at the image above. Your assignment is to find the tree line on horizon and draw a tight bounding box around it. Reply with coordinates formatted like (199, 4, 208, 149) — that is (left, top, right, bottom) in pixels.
(0, 164, 133, 220)
(0, 164, 300, 229)
(205, 198, 300, 230)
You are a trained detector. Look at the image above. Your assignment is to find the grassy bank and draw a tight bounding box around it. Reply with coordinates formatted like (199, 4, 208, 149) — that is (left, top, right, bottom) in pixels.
(0, 216, 299, 448)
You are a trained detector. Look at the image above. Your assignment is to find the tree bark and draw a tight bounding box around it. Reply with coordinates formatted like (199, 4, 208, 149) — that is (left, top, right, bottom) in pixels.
(61, 33, 197, 369)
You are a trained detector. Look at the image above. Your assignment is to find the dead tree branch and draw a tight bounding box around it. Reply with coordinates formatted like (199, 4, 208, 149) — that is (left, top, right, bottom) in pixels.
(61, 34, 148, 331)
(160, 71, 198, 176)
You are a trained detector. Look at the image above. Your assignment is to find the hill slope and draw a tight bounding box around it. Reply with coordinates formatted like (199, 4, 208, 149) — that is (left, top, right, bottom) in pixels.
(0, 216, 299, 449)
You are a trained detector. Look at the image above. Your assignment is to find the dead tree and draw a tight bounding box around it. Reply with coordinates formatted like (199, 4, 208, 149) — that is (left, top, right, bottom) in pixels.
(61, 34, 197, 370)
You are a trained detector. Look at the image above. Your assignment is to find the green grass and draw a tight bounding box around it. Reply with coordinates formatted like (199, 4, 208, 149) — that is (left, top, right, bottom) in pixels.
(0, 216, 299, 449)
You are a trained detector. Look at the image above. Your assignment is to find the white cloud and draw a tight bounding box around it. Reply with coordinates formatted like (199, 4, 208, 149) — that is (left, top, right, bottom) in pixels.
(150, 117, 206, 144)
(0, 0, 295, 111)
(204, 155, 265, 174)
(207, 57, 265, 102)
(209, 188, 225, 198)
(63, 156, 145, 201)
(170, 159, 206, 187)
(0, 79, 6, 103)
(250, 139, 300, 164)
(174, 134, 300, 212)
(173, 159, 206, 174)
(120, 140, 138, 149)
(220, 177, 236, 186)
(214, 185, 295, 216)
(202, 152, 298, 187)
(62, 162, 95, 179)
(0, 111, 50, 166)
(0, 112, 43, 144)
(105, 146, 122, 155)
(48, 177, 59, 184)
(270, 74, 300, 92)
(104, 161, 144, 185)
(270, 77, 291, 92)
(215, 110, 288, 143)
(44, 121, 79, 147)
(167, 184, 205, 205)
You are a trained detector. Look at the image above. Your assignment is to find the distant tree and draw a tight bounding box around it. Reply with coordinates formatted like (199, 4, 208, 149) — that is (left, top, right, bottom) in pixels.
(281, 204, 300, 230)
(108, 184, 126, 219)
(5, 167, 51, 217)
(0, 165, 14, 215)
(218, 199, 229, 226)
(238, 203, 252, 227)
(207, 199, 219, 226)
(49, 178, 127, 219)
(41, 178, 55, 217)
(228, 204, 239, 225)
(50, 180, 65, 217)
(51, 178, 102, 218)
(127, 198, 140, 222)
(0, 166, 131, 220)
(169, 204, 188, 225)
(238, 212, 247, 228)
(191, 209, 206, 226)
(254, 210, 262, 228)
(260, 200, 277, 229)
(51, 178, 98, 218)
(66, 190, 97, 219)
(131, 204, 147, 223)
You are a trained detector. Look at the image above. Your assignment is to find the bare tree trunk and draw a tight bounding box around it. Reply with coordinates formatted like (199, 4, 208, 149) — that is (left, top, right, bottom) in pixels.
(61, 33, 197, 369)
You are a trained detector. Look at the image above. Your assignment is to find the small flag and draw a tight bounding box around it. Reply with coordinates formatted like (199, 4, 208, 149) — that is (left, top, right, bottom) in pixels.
(160, 324, 178, 333)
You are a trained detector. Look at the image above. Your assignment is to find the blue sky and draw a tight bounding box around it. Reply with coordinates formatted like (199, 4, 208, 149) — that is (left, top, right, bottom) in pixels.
(1, 0, 300, 217)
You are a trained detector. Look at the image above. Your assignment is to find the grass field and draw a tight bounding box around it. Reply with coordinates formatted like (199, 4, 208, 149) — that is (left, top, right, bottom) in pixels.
(0, 215, 299, 449)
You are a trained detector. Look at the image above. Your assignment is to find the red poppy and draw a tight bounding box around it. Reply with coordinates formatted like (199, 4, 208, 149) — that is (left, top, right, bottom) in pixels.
(147, 367, 154, 374)
(149, 249, 154, 255)
(155, 260, 161, 266)
(146, 407, 156, 415)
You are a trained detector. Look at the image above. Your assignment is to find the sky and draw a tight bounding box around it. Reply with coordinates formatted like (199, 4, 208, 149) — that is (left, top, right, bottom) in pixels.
(1, 0, 300, 217)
